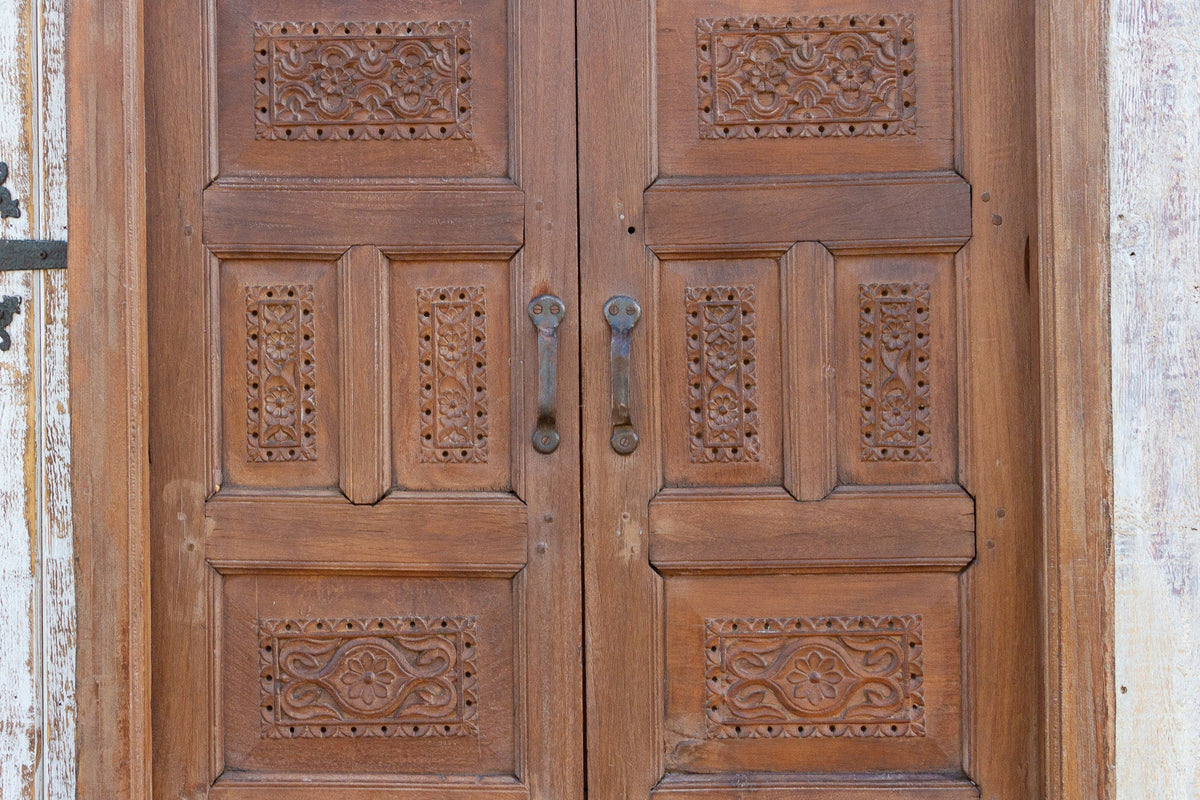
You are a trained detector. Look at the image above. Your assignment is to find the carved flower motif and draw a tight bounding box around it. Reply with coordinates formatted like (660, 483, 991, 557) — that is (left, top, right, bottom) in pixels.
(706, 387, 741, 435)
(880, 390, 911, 430)
(264, 386, 296, 421)
(338, 649, 397, 706)
(827, 51, 872, 94)
(263, 328, 295, 362)
(437, 327, 469, 364)
(318, 64, 355, 97)
(742, 42, 785, 93)
(706, 334, 739, 370)
(437, 388, 471, 442)
(394, 57, 435, 98)
(786, 650, 844, 705)
(879, 314, 911, 350)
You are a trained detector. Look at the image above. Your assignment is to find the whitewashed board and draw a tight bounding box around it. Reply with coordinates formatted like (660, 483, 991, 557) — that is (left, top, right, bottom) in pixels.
(0, 0, 74, 797)
(1111, 0, 1200, 797)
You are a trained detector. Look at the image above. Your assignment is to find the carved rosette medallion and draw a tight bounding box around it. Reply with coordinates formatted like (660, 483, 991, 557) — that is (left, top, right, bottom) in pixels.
(418, 286, 489, 463)
(705, 615, 925, 738)
(697, 14, 916, 138)
(859, 283, 931, 461)
(686, 285, 759, 463)
(253, 21, 472, 141)
(246, 284, 317, 462)
(259, 616, 479, 738)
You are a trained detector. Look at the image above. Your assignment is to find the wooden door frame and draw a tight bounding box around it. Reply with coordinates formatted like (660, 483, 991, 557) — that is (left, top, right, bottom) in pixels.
(64, 0, 1112, 795)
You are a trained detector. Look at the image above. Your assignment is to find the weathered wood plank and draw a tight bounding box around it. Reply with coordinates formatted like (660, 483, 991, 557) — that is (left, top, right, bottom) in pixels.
(0, 0, 42, 796)
(1111, 1, 1200, 798)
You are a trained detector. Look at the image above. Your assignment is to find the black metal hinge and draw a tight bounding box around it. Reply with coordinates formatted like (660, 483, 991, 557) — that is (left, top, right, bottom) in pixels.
(0, 161, 67, 350)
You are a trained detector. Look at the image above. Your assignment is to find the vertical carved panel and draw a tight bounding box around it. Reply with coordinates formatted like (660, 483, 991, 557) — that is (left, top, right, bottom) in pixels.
(259, 616, 478, 738)
(686, 286, 759, 462)
(705, 615, 925, 738)
(246, 284, 317, 462)
(418, 286, 489, 463)
(696, 14, 917, 139)
(859, 283, 931, 461)
(253, 21, 472, 141)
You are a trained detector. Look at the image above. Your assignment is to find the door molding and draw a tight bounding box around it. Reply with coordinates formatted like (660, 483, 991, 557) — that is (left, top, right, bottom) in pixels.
(65, 0, 1112, 796)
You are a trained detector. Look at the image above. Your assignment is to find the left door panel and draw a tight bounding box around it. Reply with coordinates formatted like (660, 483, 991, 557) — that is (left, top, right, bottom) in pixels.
(146, 1, 580, 797)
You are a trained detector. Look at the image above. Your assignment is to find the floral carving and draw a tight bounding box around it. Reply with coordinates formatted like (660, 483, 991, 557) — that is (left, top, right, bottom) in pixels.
(697, 14, 916, 138)
(246, 285, 316, 462)
(253, 21, 472, 141)
(259, 616, 478, 738)
(860, 283, 931, 461)
(705, 616, 925, 738)
(686, 286, 759, 462)
(418, 286, 488, 463)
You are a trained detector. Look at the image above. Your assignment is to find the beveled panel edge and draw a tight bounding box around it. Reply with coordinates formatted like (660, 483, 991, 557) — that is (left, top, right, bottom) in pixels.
(204, 491, 527, 574)
(648, 485, 975, 573)
(211, 773, 528, 799)
(652, 772, 978, 799)
(645, 171, 971, 251)
(203, 183, 525, 250)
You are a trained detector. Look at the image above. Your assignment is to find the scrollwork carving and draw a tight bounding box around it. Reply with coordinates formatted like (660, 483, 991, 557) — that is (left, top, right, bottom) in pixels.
(705, 615, 925, 738)
(246, 284, 317, 462)
(859, 283, 931, 461)
(253, 21, 472, 140)
(697, 14, 916, 138)
(686, 285, 759, 463)
(418, 286, 489, 463)
(259, 616, 478, 738)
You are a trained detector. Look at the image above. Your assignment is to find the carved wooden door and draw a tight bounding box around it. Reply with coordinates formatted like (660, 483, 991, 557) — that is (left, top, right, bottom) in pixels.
(578, 0, 1040, 797)
(145, 0, 580, 797)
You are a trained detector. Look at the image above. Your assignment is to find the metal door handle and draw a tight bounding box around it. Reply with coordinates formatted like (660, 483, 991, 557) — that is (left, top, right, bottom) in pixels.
(604, 295, 641, 455)
(528, 294, 566, 454)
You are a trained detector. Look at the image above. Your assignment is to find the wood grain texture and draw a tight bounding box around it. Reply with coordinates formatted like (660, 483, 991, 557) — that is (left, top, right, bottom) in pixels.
(1110, 1, 1197, 797)
(67, 0, 149, 795)
(1037, 0, 1114, 796)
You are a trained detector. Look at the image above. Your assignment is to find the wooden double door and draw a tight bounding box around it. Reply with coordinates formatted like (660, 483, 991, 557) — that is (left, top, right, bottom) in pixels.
(146, 0, 1039, 797)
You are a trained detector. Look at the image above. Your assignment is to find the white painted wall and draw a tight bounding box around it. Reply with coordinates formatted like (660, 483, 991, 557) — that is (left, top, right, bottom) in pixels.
(0, 0, 75, 798)
(1111, 1, 1200, 797)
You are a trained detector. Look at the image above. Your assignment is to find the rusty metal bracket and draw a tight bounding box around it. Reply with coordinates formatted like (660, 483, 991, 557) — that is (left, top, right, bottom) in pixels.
(0, 163, 67, 273)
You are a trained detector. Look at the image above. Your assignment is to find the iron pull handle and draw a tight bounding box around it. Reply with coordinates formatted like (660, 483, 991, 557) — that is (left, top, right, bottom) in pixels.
(528, 294, 566, 454)
(604, 295, 641, 455)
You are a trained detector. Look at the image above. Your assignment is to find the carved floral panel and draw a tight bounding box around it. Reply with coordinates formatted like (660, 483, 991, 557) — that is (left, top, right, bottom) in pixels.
(705, 615, 925, 738)
(260, 616, 479, 738)
(686, 286, 759, 463)
(254, 21, 472, 141)
(246, 284, 317, 462)
(697, 14, 916, 138)
(859, 283, 931, 461)
(418, 286, 489, 463)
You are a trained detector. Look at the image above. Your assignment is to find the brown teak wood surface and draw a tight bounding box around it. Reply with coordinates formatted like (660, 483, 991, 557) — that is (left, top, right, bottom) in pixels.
(68, 0, 1112, 796)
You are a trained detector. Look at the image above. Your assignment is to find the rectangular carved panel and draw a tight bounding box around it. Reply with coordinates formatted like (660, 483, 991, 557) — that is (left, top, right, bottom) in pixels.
(696, 14, 916, 139)
(418, 286, 489, 463)
(705, 615, 925, 738)
(686, 285, 759, 463)
(859, 283, 931, 461)
(253, 21, 472, 141)
(246, 284, 317, 462)
(259, 616, 478, 738)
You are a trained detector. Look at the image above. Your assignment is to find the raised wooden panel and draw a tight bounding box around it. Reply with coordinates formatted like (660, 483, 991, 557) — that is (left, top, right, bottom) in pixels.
(835, 253, 956, 485)
(205, 493, 529, 573)
(663, 573, 963, 776)
(661, 259, 782, 487)
(651, 775, 979, 799)
(391, 262, 512, 492)
(649, 486, 975, 571)
(215, 0, 510, 180)
(656, 0, 955, 178)
(220, 573, 517, 780)
(220, 258, 340, 490)
(644, 173, 971, 252)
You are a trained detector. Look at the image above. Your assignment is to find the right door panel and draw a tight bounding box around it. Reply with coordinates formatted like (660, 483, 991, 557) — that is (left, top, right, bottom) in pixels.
(581, 0, 1040, 796)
